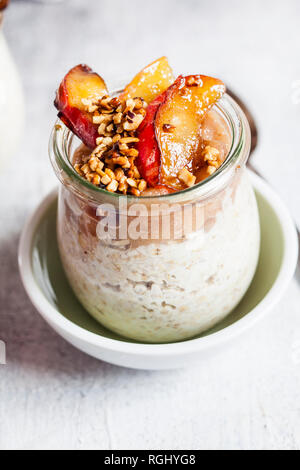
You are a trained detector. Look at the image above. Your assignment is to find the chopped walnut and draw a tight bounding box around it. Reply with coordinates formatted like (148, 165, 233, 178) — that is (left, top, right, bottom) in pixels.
(202, 146, 220, 164)
(101, 173, 111, 185)
(107, 180, 119, 192)
(178, 168, 196, 187)
(76, 94, 149, 195)
(123, 114, 144, 131)
(127, 178, 137, 188)
(130, 188, 141, 197)
(202, 145, 222, 174)
(138, 179, 147, 192)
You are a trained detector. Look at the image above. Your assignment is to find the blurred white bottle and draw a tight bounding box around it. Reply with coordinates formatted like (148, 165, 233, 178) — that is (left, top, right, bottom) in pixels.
(0, 6, 24, 168)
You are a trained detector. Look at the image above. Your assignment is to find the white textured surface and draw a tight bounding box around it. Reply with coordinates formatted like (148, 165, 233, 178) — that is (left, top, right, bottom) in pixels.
(0, 0, 300, 450)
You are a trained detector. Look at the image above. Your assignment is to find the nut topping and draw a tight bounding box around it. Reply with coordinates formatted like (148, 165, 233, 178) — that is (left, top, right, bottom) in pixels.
(76, 95, 149, 195)
(178, 168, 196, 187)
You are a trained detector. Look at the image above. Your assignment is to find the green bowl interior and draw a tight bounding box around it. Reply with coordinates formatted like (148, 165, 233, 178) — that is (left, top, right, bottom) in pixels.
(31, 190, 284, 344)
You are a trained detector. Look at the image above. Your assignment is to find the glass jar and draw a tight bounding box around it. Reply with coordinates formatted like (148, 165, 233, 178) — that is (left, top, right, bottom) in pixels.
(0, 9, 24, 167)
(49, 93, 260, 343)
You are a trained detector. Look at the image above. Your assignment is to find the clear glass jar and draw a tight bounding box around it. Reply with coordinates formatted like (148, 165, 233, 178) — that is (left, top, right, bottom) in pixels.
(49, 93, 260, 343)
(0, 11, 24, 167)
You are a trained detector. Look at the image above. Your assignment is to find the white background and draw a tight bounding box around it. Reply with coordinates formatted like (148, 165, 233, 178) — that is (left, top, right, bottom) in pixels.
(0, 0, 300, 450)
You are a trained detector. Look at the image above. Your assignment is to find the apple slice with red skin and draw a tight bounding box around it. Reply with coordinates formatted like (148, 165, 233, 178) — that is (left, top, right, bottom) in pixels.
(120, 56, 174, 104)
(136, 91, 167, 187)
(155, 75, 226, 190)
(54, 64, 108, 149)
(136, 74, 225, 189)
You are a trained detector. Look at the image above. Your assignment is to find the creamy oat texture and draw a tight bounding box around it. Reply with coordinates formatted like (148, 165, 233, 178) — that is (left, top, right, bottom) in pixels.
(57, 169, 260, 343)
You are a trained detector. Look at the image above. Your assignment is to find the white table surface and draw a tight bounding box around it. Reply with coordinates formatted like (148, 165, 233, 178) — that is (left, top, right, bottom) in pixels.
(0, 0, 300, 450)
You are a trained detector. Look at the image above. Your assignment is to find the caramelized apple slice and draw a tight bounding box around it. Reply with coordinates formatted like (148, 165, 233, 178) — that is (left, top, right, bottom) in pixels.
(120, 57, 174, 104)
(155, 75, 225, 190)
(54, 64, 108, 148)
(136, 91, 167, 186)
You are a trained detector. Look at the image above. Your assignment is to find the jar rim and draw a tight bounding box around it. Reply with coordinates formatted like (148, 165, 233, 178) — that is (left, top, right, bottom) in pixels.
(49, 92, 250, 203)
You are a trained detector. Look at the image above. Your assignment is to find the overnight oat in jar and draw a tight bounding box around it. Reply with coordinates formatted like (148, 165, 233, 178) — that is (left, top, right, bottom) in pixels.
(50, 57, 260, 343)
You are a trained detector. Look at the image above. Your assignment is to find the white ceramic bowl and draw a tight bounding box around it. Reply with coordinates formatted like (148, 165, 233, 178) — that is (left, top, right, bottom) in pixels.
(18, 172, 298, 369)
